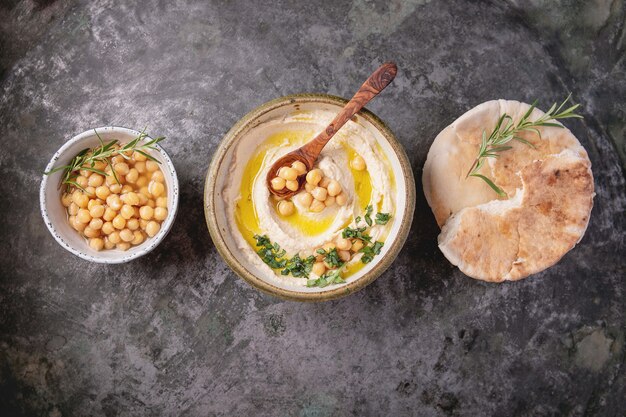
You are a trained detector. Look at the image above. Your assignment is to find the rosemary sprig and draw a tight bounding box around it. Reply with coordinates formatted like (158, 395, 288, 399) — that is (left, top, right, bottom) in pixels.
(44, 129, 165, 191)
(466, 94, 583, 196)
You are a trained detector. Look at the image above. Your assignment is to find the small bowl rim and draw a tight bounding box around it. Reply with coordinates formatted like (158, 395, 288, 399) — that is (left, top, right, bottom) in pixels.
(40, 126, 179, 264)
(204, 93, 416, 302)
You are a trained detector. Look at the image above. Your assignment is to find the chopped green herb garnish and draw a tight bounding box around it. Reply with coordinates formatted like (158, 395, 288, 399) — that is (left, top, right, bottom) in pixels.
(364, 205, 374, 226)
(324, 248, 343, 268)
(375, 212, 391, 225)
(360, 241, 384, 264)
(342, 226, 372, 242)
(281, 254, 315, 277)
(307, 267, 345, 288)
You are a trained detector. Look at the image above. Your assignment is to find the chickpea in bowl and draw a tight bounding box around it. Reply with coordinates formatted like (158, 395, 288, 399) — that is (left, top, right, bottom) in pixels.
(40, 127, 179, 263)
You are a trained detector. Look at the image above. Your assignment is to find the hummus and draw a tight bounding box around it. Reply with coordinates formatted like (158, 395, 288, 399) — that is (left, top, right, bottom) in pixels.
(222, 109, 396, 285)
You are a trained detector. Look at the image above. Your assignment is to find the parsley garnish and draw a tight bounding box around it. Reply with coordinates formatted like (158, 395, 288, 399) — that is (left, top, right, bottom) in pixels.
(342, 226, 372, 242)
(281, 254, 315, 277)
(364, 205, 374, 226)
(375, 212, 391, 225)
(323, 248, 343, 268)
(359, 241, 384, 264)
(307, 268, 345, 288)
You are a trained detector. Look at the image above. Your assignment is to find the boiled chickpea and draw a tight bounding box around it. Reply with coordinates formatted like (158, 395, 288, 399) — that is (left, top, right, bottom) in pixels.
(351, 155, 366, 171)
(131, 231, 145, 245)
(325, 196, 335, 207)
(120, 204, 135, 220)
(79, 168, 92, 178)
(271, 177, 285, 191)
(105, 172, 116, 186)
(291, 161, 307, 175)
(285, 180, 299, 191)
(83, 226, 99, 238)
(111, 155, 125, 164)
(68, 202, 79, 216)
(84, 186, 96, 196)
(93, 161, 106, 171)
(89, 218, 103, 230)
(88, 174, 104, 187)
(89, 238, 104, 251)
(327, 180, 342, 197)
(119, 229, 134, 242)
(108, 231, 121, 244)
(127, 219, 139, 231)
(312, 262, 326, 276)
(102, 222, 115, 235)
(126, 168, 139, 183)
(351, 239, 364, 252)
(152, 170, 165, 183)
(296, 192, 313, 208)
(121, 185, 133, 193)
(336, 192, 347, 206)
(145, 221, 160, 237)
(156, 197, 167, 208)
(336, 238, 352, 251)
(305, 169, 322, 186)
(277, 200, 295, 216)
(87, 199, 100, 210)
(154, 207, 168, 221)
(109, 183, 122, 194)
(135, 161, 146, 173)
(122, 192, 140, 206)
(139, 186, 151, 198)
(116, 242, 131, 251)
(104, 237, 116, 249)
(106, 195, 122, 211)
(113, 162, 129, 176)
(310, 200, 325, 213)
(76, 176, 88, 188)
(137, 194, 148, 206)
(95, 186, 110, 200)
(311, 187, 327, 201)
(103, 207, 117, 222)
(339, 250, 351, 263)
(136, 176, 149, 187)
(133, 151, 147, 162)
(74, 192, 89, 209)
(305, 183, 315, 193)
(77, 209, 91, 224)
(319, 176, 331, 188)
(112, 215, 126, 229)
(139, 219, 149, 230)
(148, 181, 165, 198)
(147, 199, 156, 208)
(322, 242, 336, 252)
(89, 204, 105, 219)
(279, 167, 298, 181)
(146, 160, 159, 172)
(61, 193, 73, 207)
(70, 216, 86, 232)
(139, 206, 154, 220)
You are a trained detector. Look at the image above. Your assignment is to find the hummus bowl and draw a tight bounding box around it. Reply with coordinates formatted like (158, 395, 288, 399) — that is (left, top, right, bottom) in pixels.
(205, 94, 415, 301)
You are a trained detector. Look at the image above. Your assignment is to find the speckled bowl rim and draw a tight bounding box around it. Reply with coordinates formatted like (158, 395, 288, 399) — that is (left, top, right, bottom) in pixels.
(204, 94, 415, 302)
(40, 126, 179, 264)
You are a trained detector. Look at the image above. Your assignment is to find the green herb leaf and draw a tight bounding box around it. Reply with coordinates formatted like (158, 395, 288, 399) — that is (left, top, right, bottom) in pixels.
(364, 205, 373, 226)
(375, 212, 391, 225)
(466, 95, 582, 195)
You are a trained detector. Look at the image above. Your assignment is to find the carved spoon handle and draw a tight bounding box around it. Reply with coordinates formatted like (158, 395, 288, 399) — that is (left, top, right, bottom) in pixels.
(299, 62, 397, 166)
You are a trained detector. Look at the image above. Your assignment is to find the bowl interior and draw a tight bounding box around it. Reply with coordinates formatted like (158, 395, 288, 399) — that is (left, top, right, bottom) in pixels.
(210, 97, 412, 296)
(41, 127, 179, 263)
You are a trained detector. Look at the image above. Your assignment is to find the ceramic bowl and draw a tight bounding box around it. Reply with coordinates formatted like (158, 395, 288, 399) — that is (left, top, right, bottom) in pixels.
(204, 94, 415, 301)
(40, 126, 179, 263)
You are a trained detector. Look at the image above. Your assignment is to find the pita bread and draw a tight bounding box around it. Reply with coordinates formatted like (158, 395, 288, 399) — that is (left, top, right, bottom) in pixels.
(423, 100, 594, 282)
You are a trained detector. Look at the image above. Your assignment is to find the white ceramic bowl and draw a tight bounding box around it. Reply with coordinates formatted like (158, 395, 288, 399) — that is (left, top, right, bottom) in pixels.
(40, 126, 179, 263)
(205, 94, 415, 301)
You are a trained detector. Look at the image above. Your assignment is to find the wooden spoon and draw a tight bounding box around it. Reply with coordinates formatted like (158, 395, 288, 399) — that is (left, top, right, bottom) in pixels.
(266, 61, 398, 198)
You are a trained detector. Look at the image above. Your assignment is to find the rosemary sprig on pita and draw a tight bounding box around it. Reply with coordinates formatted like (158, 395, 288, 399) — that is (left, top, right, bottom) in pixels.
(466, 94, 583, 196)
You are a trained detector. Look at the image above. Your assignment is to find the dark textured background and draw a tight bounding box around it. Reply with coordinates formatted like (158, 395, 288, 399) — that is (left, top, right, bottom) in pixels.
(0, 0, 625, 416)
